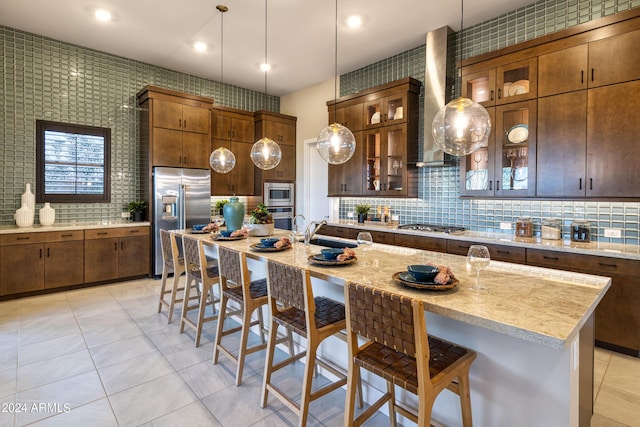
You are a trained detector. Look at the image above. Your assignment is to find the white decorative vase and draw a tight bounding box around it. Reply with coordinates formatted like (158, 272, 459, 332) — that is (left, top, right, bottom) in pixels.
(39, 202, 55, 226)
(21, 183, 36, 223)
(15, 203, 34, 228)
(249, 223, 275, 237)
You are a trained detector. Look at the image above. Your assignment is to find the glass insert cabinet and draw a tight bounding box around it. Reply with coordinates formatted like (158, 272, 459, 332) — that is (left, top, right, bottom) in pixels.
(364, 124, 407, 195)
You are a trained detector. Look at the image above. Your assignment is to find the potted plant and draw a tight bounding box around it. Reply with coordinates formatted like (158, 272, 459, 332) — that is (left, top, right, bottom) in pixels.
(215, 199, 228, 216)
(249, 203, 274, 236)
(355, 204, 370, 223)
(127, 200, 147, 222)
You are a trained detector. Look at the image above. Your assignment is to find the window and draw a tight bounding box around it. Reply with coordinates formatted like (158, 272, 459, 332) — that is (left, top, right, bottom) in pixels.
(36, 120, 111, 203)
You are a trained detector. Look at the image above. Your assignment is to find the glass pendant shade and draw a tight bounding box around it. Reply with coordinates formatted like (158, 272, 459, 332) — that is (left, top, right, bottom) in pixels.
(316, 122, 356, 165)
(432, 97, 491, 156)
(209, 146, 236, 174)
(251, 137, 282, 170)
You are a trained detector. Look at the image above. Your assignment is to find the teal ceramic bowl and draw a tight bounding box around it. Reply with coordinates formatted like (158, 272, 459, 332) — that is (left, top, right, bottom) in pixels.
(321, 248, 344, 260)
(407, 265, 439, 282)
(260, 238, 279, 247)
(220, 230, 234, 237)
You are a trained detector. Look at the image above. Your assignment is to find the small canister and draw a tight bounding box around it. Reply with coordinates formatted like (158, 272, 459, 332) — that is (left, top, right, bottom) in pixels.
(515, 217, 533, 238)
(541, 218, 562, 240)
(571, 219, 591, 242)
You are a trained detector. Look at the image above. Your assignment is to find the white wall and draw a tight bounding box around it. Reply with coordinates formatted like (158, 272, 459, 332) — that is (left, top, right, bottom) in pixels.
(280, 77, 335, 218)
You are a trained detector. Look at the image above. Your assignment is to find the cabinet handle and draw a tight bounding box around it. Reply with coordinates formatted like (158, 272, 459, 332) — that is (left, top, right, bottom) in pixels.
(591, 68, 594, 82)
(497, 88, 502, 99)
(179, 119, 182, 128)
(61, 233, 73, 237)
(129, 229, 140, 234)
(121, 242, 124, 250)
(490, 90, 494, 101)
(179, 155, 182, 164)
(496, 250, 510, 254)
(40, 248, 43, 258)
(543, 255, 559, 261)
(496, 180, 500, 191)
(47, 247, 50, 257)
(17, 237, 30, 240)
(579, 178, 582, 190)
(115, 242, 118, 251)
(590, 178, 593, 190)
(489, 181, 493, 191)
(598, 262, 618, 268)
(97, 232, 108, 235)
(581, 70, 584, 84)
(183, 120, 187, 129)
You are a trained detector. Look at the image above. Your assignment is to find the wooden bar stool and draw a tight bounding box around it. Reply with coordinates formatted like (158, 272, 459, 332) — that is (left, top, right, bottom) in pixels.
(157, 229, 188, 323)
(213, 245, 294, 385)
(344, 282, 477, 427)
(180, 235, 221, 347)
(260, 259, 352, 427)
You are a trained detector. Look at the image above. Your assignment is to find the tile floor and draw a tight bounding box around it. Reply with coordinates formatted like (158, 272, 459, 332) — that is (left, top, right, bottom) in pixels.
(0, 278, 638, 427)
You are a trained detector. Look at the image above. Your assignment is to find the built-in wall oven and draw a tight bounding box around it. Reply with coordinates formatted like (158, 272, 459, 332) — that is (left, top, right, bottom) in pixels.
(266, 206, 294, 231)
(264, 182, 294, 207)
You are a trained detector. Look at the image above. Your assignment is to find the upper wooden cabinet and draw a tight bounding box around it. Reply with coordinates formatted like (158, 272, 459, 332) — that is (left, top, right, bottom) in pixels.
(137, 86, 213, 169)
(462, 58, 537, 107)
(326, 77, 420, 198)
(254, 111, 297, 183)
(211, 106, 254, 143)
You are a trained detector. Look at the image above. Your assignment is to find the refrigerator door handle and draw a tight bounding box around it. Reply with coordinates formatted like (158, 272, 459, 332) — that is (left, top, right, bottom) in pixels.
(179, 184, 186, 230)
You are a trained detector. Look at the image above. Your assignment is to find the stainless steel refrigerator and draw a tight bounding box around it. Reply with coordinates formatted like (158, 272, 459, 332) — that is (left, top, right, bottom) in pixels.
(152, 167, 211, 276)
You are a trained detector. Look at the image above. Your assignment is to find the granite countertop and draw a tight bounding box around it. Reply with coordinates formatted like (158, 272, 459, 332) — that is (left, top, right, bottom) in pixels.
(326, 220, 640, 260)
(185, 229, 610, 351)
(0, 221, 151, 234)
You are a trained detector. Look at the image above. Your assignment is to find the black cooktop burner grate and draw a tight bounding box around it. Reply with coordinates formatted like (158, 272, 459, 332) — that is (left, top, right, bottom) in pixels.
(398, 223, 466, 234)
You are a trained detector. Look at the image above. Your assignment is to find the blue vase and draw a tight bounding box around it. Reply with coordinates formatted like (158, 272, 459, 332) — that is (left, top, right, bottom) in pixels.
(223, 196, 244, 231)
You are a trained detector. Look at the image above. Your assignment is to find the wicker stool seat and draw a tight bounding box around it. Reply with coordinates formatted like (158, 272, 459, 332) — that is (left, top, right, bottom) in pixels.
(180, 235, 221, 347)
(213, 246, 293, 386)
(344, 282, 477, 427)
(157, 230, 193, 324)
(261, 260, 361, 427)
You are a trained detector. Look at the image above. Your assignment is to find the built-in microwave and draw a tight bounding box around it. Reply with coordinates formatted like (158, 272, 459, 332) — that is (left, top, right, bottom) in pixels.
(264, 182, 294, 207)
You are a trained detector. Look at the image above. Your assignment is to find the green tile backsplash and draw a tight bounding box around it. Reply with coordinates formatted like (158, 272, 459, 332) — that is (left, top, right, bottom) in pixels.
(340, 0, 640, 244)
(0, 26, 278, 226)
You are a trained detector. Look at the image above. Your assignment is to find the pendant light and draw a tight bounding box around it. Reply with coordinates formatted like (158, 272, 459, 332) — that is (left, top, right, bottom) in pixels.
(251, 0, 282, 171)
(210, 5, 237, 174)
(431, 0, 491, 156)
(316, 0, 356, 165)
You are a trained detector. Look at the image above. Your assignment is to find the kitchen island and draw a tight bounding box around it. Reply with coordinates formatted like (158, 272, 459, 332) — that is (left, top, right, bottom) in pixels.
(184, 230, 610, 427)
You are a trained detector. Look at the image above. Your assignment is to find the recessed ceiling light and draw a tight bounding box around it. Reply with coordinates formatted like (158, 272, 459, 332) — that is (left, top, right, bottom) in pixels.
(194, 42, 208, 52)
(94, 9, 112, 22)
(346, 15, 363, 28)
(260, 63, 271, 72)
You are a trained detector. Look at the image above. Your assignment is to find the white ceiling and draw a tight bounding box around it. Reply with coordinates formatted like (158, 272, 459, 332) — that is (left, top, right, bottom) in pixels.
(0, 0, 534, 96)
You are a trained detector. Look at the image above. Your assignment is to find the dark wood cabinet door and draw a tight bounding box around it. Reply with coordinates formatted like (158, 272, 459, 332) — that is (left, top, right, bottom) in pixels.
(394, 234, 446, 253)
(595, 273, 640, 354)
(262, 145, 295, 181)
(460, 108, 496, 197)
(588, 29, 640, 88)
(318, 225, 351, 239)
(84, 238, 119, 283)
(45, 241, 84, 289)
(265, 121, 296, 146)
(587, 81, 640, 197)
(537, 91, 587, 197)
(231, 117, 255, 143)
(181, 131, 210, 169)
(152, 128, 183, 167)
(538, 44, 588, 97)
(447, 240, 526, 264)
(182, 105, 210, 134)
(118, 236, 150, 278)
(333, 103, 364, 131)
(153, 100, 183, 131)
(0, 244, 44, 295)
(462, 68, 497, 108)
(230, 141, 256, 195)
(327, 131, 363, 196)
(211, 139, 232, 195)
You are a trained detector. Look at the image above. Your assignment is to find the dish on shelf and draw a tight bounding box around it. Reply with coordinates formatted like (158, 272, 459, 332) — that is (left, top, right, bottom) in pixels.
(507, 124, 528, 144)
(508, 80, 529, 96)
(370, 111, 381, 124)
(250, 242, 291, 252)
(307, 254, 357, 266)
(392, 272, 458, 291)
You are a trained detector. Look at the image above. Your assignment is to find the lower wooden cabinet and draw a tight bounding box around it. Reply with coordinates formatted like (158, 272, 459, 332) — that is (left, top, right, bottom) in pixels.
(446, 239, 526, 264)
(394, 233, 447, 253)
(84, 226, 150, 283)
(0, 231, 84, 296)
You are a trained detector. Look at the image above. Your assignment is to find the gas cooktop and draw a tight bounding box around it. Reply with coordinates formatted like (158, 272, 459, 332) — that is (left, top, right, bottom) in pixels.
(398, 223, 466, 235)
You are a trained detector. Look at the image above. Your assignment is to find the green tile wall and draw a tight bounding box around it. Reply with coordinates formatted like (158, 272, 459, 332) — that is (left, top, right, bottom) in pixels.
(340, 0, 640, 244)
(0, 26, 278, 226)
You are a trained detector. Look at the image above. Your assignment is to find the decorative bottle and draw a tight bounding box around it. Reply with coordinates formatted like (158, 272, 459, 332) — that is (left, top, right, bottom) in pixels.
(21, 183, 35, 223)
(39, 202, 55, 226)
(15, 203, 34, 227)
(223, 196, 244, 231)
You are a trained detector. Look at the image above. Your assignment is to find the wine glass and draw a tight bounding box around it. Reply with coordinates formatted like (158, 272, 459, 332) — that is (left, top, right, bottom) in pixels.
(467, 245, 491, 291)
(356, 231, 373, 262)
(242, 217, 253, 248)
(212, 215, 225, 232)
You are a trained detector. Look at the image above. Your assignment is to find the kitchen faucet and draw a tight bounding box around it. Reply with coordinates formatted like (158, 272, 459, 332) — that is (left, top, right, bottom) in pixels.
(304, 219, 327, 246)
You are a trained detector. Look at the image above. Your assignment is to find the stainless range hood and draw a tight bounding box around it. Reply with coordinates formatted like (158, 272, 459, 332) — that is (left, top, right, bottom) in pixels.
(417, 26, 457, 167)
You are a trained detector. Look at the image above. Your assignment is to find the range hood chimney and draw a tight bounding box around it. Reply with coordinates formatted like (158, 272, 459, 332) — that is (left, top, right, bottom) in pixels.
(418, 26, 456, 167)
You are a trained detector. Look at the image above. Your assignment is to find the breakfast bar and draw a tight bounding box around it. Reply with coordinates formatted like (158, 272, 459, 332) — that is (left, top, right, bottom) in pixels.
(183, 230, 611, 427)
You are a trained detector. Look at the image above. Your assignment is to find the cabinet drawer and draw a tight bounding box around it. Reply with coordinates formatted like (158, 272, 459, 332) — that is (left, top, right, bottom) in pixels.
(394, 233, 447, 253)
(85, 226, 149, 240)
(369, 230, 395, 245)
(318, 225, 350, 239)
(119, 226, 149, 237)
(1, 233, 49, 245)
(526, 249, 640, 276)
(447, 240, 526, 264)
(44, 230, 84, 242)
